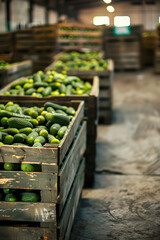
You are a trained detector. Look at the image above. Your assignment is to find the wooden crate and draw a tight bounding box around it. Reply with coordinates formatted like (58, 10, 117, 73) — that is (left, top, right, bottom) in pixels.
(57, 23, 103, 51)
(0, 99, 86, 240)
(104, 36, 141, 71)
(0, 76, 99, 187)
(0, 60, 32, 88)
(46, 58, 113, 124)
(154, 25, 160, 73)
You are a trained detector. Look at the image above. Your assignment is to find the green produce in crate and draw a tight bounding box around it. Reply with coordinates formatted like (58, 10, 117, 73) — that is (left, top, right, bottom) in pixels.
(53, 58, 109, 71)
(3, 188, 16, 194)
(4, 162, 20, 171)
(0, 61, 11, 69)
(0, 70, 92, 96)
(0, 101, 76, 147)
(21, 192, 40, 202)
(59, 51, 101, 61)
(21, 163, 41, 172)
(5, 193, 18, 202)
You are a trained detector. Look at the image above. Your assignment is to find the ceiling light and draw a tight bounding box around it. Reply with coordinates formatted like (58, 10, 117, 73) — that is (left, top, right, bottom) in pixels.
(103, 0, 112, 3)
(93, 16, 110, 26)
(106, 5, 115, 13)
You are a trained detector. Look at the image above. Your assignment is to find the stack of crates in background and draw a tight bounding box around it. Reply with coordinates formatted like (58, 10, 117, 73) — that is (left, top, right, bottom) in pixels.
(32, 25, 57, 72)
(57, 23, 103, 52)
(154, 25, 160, 73)
(103, 25, 142, 71)
(13, 28, 33, 62)
(0, 33, 14, 62)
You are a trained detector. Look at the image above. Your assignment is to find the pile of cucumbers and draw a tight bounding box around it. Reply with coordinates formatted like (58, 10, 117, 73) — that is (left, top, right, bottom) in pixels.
(53, 58, 108, 71)
(0, 61, 11, 70)
(0, 188, 40, 202)
(0, 101, 76, 147)
(1, 70, 92, 97)
(59, 51, 101, 61)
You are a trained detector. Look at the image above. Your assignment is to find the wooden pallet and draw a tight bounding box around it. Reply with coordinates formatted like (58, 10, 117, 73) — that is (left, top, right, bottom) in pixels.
(0, 76, 99, 187)
(0, 99, 86, 240)
(0, 60, 32, 88)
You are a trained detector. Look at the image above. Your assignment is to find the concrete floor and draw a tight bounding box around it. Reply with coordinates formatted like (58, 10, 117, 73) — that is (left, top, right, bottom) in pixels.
(70, 69, 160, 240)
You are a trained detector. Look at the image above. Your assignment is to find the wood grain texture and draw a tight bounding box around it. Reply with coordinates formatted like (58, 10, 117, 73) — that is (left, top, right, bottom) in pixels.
(0, 202, 56, 222)
(0, 226, 57, 240)
(58, 158, 85, 240)
(59, 122, 86, 215)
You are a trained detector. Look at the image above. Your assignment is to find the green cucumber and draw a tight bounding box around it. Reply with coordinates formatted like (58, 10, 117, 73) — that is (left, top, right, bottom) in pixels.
(19, 127, 33, 135)
(3, 188, 16, 194)
(27, 131, 38, 145)
(34, 136, 46, 145)
(44, 102, 68, 112)
(33, 126, 47, 133)
(34, 82, 48, 88)
(42, 87, 52, 96)
(8, 118, 33, 129)
(57, 126, 68, 139)
(0, 132, 8, 141)
(1, 128, 19, 135)
(46, 107, 55, 113)
(39, 129, 48, 139)
(4, 162, 20, 171)
(49, 113, 70, 126)
(56, 109, 67, 116)
(37, 115, 45, 125)
(66, 107, 76, 116)
(5, 193, 18, 202)
(33, 73, 42, 82)
(48, 134, 60, 144)
(50, 123, 61, 136)
(14, 133, 26, 143)
(0, 110, 31, 119)
(33, 142, 43, 147)
(46, 120, 53, 128)
(25, 88, 36, 95)
(1, 117, 8, 127)
(59, 84, 66, 94)
(28, 119, 39, 127)
(21, 192, 40, 202)
(3, 135, 14, 144)
(10, 79, 27, 89)
(21, 163, 41, 172)
(66, 85, 72, 95)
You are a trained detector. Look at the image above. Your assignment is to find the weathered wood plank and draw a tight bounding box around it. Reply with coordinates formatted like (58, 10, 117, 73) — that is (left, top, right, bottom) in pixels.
(0, 202, 56, 222)
(0, 171, 57, 191)
(58, 158, 85, 240)
(59, 122, 86, 215)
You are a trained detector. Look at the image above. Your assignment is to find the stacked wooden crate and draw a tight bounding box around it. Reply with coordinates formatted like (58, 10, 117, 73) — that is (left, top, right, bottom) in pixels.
(0, 60, 32, 88)
(154, 25, 160, 73)
(57, 23, 103, 51)
(0, 33, 14, 62)
(104, 25, 142, 71)
(13, 28, 33, 61)
(0, 99, 86, 240)
(32, 25, 57, 72)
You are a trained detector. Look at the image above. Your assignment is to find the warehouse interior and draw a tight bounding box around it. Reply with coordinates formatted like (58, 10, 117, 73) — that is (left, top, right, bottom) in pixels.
(0, 0, 160, 240)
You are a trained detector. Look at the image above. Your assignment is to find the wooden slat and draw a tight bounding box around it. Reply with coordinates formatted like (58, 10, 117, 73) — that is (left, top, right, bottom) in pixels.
(59, 121, 86, 215)
(0, 226, 57, 240)
(0, 171, 57, 191)
(0, 202, 56, 222)
(58, 101, 84, 164)
(58, 158, 85, 239)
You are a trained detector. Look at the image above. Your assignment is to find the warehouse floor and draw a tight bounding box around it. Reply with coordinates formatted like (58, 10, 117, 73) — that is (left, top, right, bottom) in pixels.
(70, 68, 160, 240)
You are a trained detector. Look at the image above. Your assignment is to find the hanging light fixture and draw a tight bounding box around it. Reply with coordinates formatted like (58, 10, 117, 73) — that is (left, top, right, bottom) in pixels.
(103, 0, 112, 3)
(106, 5, 115, 13)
